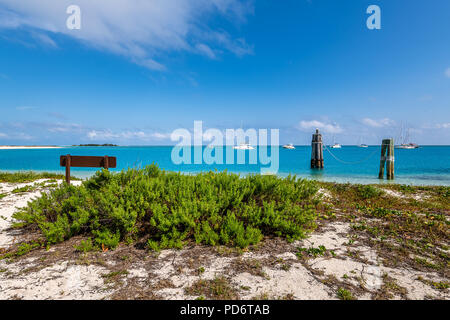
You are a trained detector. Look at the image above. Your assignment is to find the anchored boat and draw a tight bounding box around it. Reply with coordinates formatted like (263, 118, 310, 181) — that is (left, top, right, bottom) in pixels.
(396, 143, 419, 149)
(282, 143, 295, 149)
(395, 125, 419, 149)
(233, 143, 255, 150)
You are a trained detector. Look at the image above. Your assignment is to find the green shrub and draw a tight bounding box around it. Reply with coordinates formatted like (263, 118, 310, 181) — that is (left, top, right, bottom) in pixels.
(74, 238, 95, 253)
(12, 185, 35, 194)
(398, 185, 415, 194)
(12, 165, 320, 251)
(337, 288, 354, 300)
(296, 245, 328, 258)
(16, 242, 41, 256)
(356, 185, 383, 199)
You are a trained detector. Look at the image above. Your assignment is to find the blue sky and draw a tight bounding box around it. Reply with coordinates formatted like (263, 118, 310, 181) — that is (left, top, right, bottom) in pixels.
(0, 0, 449, 145)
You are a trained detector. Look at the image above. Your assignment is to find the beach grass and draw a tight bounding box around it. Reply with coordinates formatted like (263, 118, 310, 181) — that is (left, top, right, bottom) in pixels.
(11, 165, 321, 251)
(0, 171, 80, 183)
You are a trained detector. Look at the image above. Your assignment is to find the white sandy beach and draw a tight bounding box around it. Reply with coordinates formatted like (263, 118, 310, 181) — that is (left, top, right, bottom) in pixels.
(0, 146, 62, 150)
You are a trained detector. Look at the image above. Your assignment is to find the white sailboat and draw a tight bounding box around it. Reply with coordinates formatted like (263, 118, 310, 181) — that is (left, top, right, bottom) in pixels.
(395, 124, 419, 149)
(282, 143, 295, 149)
(330, 136, 342, 148)
(396, 143, 419, 149)
(234, 121, 255, 150)
(234, 143, 255, 150)
(358, 137, 368, 148)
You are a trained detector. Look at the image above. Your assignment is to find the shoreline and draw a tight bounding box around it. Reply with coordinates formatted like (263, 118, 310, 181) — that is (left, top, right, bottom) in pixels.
(0, 146, 62, 150)
(0, 168, 448, 187)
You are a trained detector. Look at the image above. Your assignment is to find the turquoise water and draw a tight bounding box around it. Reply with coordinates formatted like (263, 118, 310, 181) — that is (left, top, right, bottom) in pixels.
(0, 146, 449, 186)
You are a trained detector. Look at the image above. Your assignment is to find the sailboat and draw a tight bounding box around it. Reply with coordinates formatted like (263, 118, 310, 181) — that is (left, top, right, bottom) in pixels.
(358, 137, 368, 148)
(395, 124, 419, 149)
(396, 143, 419, 149)
(330, 135, 342, 148)
(233, 121, 255, 150)
(282, 143, 295, 149)
(234, 143, 255, 150)
(331, 143, 342, 148)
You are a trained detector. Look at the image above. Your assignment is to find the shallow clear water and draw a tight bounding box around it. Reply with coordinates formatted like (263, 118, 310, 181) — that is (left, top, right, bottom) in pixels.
(0, 146, 448, 186)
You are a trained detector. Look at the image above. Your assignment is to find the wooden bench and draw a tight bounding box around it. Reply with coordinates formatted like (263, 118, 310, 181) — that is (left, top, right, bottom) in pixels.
(60, 155, 117, 184)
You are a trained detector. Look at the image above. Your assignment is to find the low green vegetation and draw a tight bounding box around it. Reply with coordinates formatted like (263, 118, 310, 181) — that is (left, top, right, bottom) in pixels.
(321, 181, 449, 212)
(337, 287, 354, 300)
(12, 165, 320, 251)
(356, 185, 383, 199)
(297, 245, 327, 258)
(1, 241, 43, 260)
(296, 245, 335, 258)
(0, 193, 7, 200)
(185, 276, 239, 300)
(74, 238, 95, 253)
(0, 171, 76, 183)
(102, 270, 129, 279)
(102, 270, 129, 284)
(416, 276, 449, 290)
(319, 181, 449, 275)
(12, 185, 36, 194)
(16, 241, 42, 256)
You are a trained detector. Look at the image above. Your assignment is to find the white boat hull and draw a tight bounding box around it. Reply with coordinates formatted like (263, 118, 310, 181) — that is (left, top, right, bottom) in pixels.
(234, 145, 255, 150)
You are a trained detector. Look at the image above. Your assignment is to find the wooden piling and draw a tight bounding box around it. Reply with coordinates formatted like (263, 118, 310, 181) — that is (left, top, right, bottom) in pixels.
(379, 139, 394, 180)
(65, 154, 71, 184)
(386, 139, 394, 180)
(104, 155, 109, 170)
(311, 129, 324, 169)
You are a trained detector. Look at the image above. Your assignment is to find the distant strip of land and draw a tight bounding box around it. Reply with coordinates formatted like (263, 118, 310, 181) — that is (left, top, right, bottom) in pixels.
(74, 144, 118, 147)
(0, 146, 62, 150)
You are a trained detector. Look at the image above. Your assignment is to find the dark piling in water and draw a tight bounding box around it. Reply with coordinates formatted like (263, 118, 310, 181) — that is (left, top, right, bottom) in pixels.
(311, 129, 324, 169)
(379, 138, 394, 180)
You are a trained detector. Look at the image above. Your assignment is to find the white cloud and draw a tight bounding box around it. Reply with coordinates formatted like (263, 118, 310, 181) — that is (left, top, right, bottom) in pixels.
(0, 132, 33, 140)
(16, 106, 37, 110)
(87, 130, 170, 141)
(445, 67, 450, 78)
(361, 117, 395, 128)
(195, 43, 216, 59)
(87, 130, 120, 140)
(298, 120, 343, 134)
(150, 132, 170, 140)
(47, 123, 84, 133)
(31, 31, 58, 48)
(16, 133, 34, 140)
(0, 0, 253, 70)
(426, 123, 450, 129)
